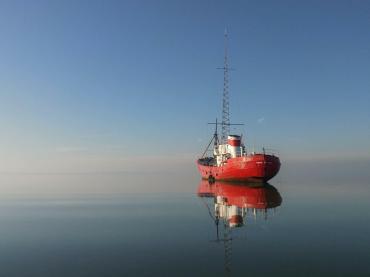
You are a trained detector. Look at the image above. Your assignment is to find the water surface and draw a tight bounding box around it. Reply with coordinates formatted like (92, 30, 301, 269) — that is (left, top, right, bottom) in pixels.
(0, 169, 369, 276)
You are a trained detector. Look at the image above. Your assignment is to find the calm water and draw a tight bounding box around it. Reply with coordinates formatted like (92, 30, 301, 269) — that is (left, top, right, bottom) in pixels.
(0, 170, 370, 276)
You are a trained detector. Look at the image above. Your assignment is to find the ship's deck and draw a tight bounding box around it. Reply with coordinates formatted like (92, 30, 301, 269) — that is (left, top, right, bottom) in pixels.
(198, 157, 217, 166)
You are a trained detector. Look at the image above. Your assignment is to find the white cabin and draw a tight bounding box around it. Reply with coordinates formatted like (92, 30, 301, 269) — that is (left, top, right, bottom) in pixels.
(214, 135, 246, 166)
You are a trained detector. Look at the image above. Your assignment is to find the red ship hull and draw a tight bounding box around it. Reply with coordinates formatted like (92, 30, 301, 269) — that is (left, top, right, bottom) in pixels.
(197, 154, 280, 182)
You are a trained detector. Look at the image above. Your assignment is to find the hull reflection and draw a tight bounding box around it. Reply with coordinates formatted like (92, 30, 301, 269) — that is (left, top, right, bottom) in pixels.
(197, 180, 283, 275)
(198, 180, 282, 218)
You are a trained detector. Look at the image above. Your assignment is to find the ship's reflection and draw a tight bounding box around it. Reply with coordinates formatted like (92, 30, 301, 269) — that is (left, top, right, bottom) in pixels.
(197, 180, 282, 275)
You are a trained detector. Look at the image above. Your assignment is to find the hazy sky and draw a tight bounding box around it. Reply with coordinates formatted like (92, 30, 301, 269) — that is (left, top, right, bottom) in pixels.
(0, 0, 369, 176)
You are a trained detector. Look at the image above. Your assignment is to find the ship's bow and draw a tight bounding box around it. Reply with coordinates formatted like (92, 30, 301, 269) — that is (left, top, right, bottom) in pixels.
(253, 154, 280, 182)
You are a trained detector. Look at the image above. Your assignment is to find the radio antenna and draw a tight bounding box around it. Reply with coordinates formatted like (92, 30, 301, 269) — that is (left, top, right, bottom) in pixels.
(221, 29, 230, 143)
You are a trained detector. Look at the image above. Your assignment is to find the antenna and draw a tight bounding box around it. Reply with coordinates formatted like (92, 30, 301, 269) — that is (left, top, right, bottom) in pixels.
(214, 118, 219, 147)
(221, 29, 230, 143)
(208, 120, 244, 148)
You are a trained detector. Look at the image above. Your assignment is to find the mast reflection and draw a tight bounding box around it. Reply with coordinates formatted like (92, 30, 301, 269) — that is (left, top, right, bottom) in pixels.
(197, 180, 282, 275)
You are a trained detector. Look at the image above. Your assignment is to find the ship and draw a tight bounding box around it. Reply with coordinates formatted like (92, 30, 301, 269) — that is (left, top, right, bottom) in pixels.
(196, 31, 281, 182)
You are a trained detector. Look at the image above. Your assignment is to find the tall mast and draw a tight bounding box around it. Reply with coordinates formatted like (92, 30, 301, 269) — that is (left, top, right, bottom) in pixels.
(221, 29, 230, 143)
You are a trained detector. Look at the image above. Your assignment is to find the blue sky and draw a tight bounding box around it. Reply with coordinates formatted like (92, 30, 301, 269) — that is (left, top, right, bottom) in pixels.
(0, 0, 370, 175)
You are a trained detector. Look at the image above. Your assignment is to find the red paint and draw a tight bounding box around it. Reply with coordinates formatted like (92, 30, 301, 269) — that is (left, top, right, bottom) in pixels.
(197, 154, 280, 182)
(197, 180, 282, 209)
(229, 215, 243, 224)
(228, 139, 241, 146)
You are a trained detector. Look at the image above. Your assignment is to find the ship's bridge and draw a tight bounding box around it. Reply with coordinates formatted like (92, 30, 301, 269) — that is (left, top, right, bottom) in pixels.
(215, 135, 246, 165)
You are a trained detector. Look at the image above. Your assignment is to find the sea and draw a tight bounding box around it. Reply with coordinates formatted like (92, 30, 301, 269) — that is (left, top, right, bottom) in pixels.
(0, 160, 369, 276)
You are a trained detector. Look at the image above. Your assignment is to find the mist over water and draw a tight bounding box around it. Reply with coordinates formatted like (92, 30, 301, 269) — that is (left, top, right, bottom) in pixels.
(0, 160, 369, 276)
(2, 158, 370, 194)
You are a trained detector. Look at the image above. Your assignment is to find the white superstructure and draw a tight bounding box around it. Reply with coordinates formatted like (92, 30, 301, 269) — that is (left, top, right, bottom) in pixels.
(213, 135, 246, 166)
